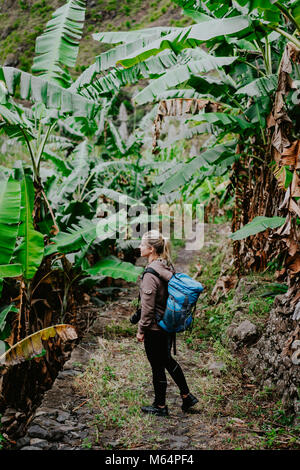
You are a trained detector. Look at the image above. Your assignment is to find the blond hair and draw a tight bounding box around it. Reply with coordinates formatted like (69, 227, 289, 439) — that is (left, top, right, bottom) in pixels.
(142, 230, 174, 269)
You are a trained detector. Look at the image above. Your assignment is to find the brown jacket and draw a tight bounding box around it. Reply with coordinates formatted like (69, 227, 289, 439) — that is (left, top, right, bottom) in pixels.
(137, 258, 175, 335)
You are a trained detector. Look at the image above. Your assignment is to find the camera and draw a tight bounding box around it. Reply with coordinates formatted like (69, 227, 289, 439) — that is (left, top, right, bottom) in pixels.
(130, 307, 141, 324)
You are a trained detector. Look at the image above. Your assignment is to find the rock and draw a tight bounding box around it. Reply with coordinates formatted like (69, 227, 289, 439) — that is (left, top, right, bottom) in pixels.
(15, 437, 30, 450)
(21, 446, 42, 450)
(47, 427, 65, 442)
(4, 54, 18, 67)
(35, 408, 57, 418)
(30, 438, 50, 450)
(56, 411, 70, 423)
(291, 340, 300, 350)
(233, 320, 258, 345)
(27, 425, 49, 440)
(5, 407, 17, 415)
(6, 419, 19, 433)
(57, 370, 81, 379)
(15, 412, 26, 421)
(207, 361, 226, 376)
(1, 415, 15, 426)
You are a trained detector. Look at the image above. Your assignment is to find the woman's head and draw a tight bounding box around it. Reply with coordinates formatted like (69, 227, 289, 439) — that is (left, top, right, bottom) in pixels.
(139, 230, 173, 267)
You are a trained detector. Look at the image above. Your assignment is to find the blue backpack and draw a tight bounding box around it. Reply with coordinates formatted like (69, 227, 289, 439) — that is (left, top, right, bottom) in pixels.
(141, 267, 204, 334)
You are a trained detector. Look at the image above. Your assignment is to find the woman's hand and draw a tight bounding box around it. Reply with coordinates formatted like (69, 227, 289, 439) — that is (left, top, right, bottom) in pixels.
(136, 332, 144, 342)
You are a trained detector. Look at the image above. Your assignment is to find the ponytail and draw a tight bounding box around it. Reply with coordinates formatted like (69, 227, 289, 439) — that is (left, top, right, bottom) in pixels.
(142, 230, 175, 270)
(162, 236, 174, 270)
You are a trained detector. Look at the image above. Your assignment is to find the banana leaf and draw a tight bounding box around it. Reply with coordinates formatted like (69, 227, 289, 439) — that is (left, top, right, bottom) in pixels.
(118, 16, 249, 68)
(50, 219, 98, 253)
(0, 67, 97, 118)
(93, 26, 179, 44)
(52, 140, 90, 203)
(49, 209, 129, 254)
(13, 176, 44, 280)
(159, 142, 236, 193)
(187, 112, 253, 131)
(229, 216, 286, 241)
(0, 178, 21, 265)
(77, 50, 179, 97)
(133, 56, 237, 105)
(42, 150, 72, 176)
(0, 324, 77, 367)
(85, 256, 143, 283)
(236, 74, 278, 97)
(93, 188, 141, 206)
(0, 304, 18, 332)
(0, 264, 23, 277)
(32, 0, 86, 87)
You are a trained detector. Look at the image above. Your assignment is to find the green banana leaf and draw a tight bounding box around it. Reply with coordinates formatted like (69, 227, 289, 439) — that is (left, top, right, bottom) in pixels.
(49, 209, 128, 254)
(93, 26, 179, 44)
(85, 255, 143, 283)
(0, 264, 23, 277)
(0, 178, 21, 265)
(0, 67, 97, 118)
(133, 56, 237, 105)
(159, 142, 236, 193)
(0, 304, 18, 332)
(52, 140, 91, 202)
(74, 49, 178, 95)
(229, 216, 286, 241)
(118, 16, 249, 68)
(42, 150, 72, 176)
(50, 220, 98, 253)
(188, 112, 253, 131)
(236, 74, 278, 97)
(13, 176, 44, 280)
(32, 0, 86, 88)
(96, 209, 129, 241)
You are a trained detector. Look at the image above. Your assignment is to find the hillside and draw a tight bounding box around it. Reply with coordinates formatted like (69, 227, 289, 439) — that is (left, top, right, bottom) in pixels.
(0, 0, 189, 74)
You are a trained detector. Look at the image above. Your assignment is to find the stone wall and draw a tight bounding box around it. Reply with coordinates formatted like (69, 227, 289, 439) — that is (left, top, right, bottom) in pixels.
(245, 294, 300, 418)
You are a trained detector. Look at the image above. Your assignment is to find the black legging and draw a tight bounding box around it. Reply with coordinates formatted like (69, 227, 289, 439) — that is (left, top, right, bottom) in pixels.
(144, 330, 189, 406)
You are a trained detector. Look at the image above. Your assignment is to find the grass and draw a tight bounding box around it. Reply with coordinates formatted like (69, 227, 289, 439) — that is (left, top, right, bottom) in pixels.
(73, 336, 171, 449)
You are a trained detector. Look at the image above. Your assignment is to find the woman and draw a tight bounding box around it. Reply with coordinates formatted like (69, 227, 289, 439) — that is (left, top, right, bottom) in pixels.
(137, 230, 198, 416)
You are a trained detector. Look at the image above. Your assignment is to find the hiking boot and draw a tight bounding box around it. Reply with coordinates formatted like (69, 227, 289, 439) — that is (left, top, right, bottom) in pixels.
(141, 404, 169, 416)
(181, 393, 198, 411)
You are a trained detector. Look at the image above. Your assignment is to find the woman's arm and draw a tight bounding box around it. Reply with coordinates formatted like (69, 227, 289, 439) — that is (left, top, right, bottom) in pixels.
(137, 273, 158, 336)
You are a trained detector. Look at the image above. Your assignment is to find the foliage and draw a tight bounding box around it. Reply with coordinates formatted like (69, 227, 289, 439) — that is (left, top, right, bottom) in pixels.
(229, 216, 286, 240)
(0, 324, 77, 367)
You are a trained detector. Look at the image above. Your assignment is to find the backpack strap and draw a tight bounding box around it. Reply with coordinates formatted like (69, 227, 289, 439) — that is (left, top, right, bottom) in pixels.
(142, 267, 161, 280)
